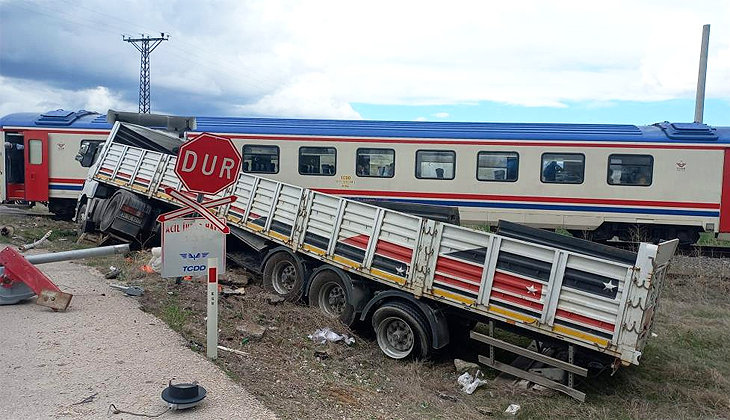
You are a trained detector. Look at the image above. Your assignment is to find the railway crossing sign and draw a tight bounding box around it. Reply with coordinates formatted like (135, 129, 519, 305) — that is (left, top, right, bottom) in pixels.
(160, 217, 226, 278)
(175, 132, 242, 195)
(157, 187, 235, 234)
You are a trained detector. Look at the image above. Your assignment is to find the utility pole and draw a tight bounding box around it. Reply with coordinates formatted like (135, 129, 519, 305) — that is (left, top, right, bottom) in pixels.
(694, 24, 710, 123)
(123, 33, 169, 113)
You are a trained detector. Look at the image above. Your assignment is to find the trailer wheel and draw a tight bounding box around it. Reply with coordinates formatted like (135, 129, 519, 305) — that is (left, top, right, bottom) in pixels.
(263, 252, 304, 301)
(75, 202, 89, 236)
(372, 301, 431, 359)
(308, 270, 356, 325)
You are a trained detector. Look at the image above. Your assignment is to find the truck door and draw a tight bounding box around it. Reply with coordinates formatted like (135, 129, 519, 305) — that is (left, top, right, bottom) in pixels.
(24, 131, 49, 201)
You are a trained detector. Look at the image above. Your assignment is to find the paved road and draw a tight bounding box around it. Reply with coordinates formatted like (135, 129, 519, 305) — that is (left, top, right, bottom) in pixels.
(0, 256, 276, 419)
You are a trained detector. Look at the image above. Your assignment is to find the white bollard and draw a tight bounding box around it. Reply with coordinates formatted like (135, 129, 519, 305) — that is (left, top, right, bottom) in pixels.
(207, 257, 218, 359)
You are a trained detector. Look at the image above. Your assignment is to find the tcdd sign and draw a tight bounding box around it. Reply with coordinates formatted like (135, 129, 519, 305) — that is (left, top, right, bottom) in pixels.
(175, 133, 242, 195)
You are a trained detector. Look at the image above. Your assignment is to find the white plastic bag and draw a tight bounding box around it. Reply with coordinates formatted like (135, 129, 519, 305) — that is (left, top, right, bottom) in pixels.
(308, 328, 355, 345)
(457, 370, 489, 394)
(149, 247, 162, 273)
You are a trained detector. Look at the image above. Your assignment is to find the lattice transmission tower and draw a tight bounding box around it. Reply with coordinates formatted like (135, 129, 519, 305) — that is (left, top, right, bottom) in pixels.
(123, 33, 169, 113)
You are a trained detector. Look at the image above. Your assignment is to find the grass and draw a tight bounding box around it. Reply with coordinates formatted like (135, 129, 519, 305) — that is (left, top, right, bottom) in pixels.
(3, 213, 730, 419)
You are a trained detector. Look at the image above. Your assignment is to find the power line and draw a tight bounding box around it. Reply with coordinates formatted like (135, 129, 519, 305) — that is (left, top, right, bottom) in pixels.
(123, 34, 169, 113)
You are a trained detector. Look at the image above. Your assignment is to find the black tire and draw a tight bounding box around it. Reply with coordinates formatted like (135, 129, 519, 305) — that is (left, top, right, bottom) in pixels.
(99, 194, 122, 233)
(308, 270, 356, 326)
(262, 252, 305, 301)
(372, 301, 431, 360)
(75, 202, 89, 236)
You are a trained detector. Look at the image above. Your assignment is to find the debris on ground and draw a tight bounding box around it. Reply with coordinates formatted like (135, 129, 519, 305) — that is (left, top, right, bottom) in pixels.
(458, 370, 489, 395)
(217, 345, 249, 357)
(109, 284, 144, 296)
(505, 403, 521, 415)
(19, 229, 52, 251)
(476, 406, 494, 416)
(454, 358, 480, 373)
(1, 225, 15, 237)
(221, 287, 245, 297)
(70, 392, 98, 406)
(140, 265, 155, 274)
(236, 321, 267, 341)
(148, 247, 162, 272)
(436, 391, 458, 402)
(308, 328, 355, 345)
(314, 349, 331, 361)
(262, 292, 286, 305)
(105, 266, 121, 279)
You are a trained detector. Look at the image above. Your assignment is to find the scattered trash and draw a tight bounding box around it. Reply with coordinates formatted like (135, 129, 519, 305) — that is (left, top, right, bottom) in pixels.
(236, 321, 267, 341)
(454, 358, 480, 373)
(105, 266, 121, 279)
(140, 265, 155, 274)
(651, 332, 658, 338)
(262, 293, 286, 305)
(70, 392, 98, 406)
(505, 404, 521, 415)
(436, 391, 458, 402)
(217, 345, 249, 357)
(314, 349, 331, 360)
(475, 406, 493, 416)
(308, 328, 355, 345)
(458, 370, 489, 395)
(149, 247, 162, 273)
(19, 230, 52, 251)
(221, 287, 245, 297)
(0, 226, 15, 237)
(109, 284, 144, 296)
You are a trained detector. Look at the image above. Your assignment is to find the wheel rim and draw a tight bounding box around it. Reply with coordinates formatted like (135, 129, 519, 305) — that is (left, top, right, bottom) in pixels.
(318, 282, 346, 317)
(76, 204, 87, 235)
(376, 316, 414, 359)
(272, 261, 297, 295)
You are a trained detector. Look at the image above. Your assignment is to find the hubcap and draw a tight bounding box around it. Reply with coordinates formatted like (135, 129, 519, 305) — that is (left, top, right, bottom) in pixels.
(377, 317, 414, 359)
(319, 283, 346, 317)
(272, 262, 297, 295)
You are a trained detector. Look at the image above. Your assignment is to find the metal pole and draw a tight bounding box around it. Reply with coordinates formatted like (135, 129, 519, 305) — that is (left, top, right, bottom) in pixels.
(207, 257, 219, 359)
(694, 24, 710, 123)
(25, 244, 131, 265)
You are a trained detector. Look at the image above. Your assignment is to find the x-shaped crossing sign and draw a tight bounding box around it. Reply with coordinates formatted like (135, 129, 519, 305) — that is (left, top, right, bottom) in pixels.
(156, 187, 237, 234)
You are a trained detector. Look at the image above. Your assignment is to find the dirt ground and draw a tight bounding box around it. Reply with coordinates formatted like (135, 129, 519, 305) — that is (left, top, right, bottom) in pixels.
(1, 213, 730, 419)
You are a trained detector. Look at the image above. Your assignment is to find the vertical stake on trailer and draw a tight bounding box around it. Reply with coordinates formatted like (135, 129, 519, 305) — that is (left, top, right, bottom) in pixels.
(207, 257, 219, 359)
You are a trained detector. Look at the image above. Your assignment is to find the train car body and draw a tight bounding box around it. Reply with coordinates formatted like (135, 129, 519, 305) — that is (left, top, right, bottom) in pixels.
(2, 109, 729, 243)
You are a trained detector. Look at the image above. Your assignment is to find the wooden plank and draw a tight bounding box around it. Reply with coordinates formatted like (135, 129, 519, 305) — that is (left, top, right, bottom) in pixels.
(478, 355, 586, 402)
(470, 331, 588, 376)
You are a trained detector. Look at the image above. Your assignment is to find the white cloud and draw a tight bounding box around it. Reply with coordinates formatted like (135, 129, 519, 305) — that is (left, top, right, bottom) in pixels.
(0, 76, 136, 116)
(414, 116, 427, 121)
(432, 112, 450, 118)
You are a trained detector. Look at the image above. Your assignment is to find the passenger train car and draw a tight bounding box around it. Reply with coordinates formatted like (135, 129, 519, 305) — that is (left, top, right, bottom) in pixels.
(2, 109, 729, 244)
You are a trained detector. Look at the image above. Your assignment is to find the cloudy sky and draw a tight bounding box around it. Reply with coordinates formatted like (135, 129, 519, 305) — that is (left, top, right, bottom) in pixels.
(1, 0, 729, 125)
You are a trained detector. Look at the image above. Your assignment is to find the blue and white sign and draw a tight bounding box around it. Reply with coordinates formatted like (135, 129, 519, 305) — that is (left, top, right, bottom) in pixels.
(161, 217, 225, 278)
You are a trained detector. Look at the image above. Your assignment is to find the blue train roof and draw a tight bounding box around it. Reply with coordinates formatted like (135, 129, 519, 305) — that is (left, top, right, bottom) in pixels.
(1, 109, 727, 144)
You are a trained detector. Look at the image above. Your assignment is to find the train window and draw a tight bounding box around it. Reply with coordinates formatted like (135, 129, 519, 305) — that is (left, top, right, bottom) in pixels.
(416, 150, 455, 180)
(356, 148, 395, 178)
(28, 139, 43, 165)
(607, 154, 653, 186)
(477, 152, 518, 182)
(541, 153, 584, 184)
(299, 147, 336, 176)
(243, 145, 279, 174)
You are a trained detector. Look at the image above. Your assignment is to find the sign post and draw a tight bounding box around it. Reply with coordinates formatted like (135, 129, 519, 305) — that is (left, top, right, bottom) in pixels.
(156, 132, 242, 360)
(207, 257, 218, 359)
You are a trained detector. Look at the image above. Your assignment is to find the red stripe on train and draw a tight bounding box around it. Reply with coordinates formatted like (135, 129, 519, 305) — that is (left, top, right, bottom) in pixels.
(435, 256, 483, 284)
(493, 271, 543, 298)
(48, 178, 85, 184)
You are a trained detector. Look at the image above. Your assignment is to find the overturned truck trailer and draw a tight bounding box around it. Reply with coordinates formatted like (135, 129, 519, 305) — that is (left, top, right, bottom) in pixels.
(78, 121, 678, 401)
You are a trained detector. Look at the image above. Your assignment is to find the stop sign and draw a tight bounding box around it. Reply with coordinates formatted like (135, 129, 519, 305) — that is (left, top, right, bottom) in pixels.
(175, 133, 242, 195)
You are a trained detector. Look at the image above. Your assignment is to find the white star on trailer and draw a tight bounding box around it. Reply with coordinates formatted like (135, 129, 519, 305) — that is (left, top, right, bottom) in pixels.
(603, 280, 617, 292)
(395, 265, 405, 275)
(526, 284, 538, 295)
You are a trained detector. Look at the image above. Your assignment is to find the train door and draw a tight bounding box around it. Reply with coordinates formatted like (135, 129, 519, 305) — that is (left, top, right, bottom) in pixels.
(4, 132, 26, 200)
(23, 131, 49, 201)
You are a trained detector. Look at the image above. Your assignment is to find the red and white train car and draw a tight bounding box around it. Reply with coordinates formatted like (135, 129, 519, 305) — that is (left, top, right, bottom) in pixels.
(1, 109, 729, 244)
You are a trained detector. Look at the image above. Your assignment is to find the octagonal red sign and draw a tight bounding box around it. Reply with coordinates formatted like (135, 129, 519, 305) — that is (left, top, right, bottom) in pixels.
(175, 133, 242, 195)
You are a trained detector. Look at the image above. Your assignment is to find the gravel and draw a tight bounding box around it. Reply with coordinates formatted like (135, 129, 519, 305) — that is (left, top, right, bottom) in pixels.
(0, 257, 276, 419)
